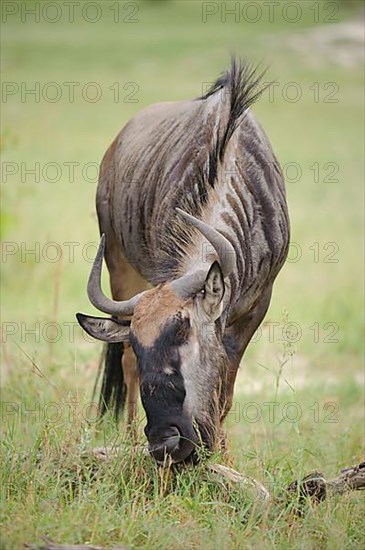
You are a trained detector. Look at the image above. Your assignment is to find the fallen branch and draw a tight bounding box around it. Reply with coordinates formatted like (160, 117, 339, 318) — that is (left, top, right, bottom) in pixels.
(208, 463, 271, 502)
(286, 461, 365, 504)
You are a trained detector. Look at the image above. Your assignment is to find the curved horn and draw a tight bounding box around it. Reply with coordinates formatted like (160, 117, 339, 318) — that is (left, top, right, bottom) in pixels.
(175, 208, 236, 277)
(170, 208, 237, 298)
(87, 234, 144, 316)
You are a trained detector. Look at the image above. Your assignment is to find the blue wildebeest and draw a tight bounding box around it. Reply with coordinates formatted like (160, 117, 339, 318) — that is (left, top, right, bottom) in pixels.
(77, 60, 290, 464)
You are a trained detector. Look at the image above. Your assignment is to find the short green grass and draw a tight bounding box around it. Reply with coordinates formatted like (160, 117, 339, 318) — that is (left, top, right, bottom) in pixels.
(1, 1, 364, 548)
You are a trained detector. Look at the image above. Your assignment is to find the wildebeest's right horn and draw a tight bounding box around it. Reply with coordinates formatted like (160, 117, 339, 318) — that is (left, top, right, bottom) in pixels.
(175, 208, 236, 277)
(87, 234, 144, 316)
(170, 209, 237, 299)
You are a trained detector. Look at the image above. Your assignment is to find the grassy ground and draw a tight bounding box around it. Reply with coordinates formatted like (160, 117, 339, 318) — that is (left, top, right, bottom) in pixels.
(1, 1, 364, 548)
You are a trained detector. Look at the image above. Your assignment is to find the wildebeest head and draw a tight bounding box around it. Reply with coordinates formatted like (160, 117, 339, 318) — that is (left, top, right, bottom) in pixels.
(77, 210, 235, 463)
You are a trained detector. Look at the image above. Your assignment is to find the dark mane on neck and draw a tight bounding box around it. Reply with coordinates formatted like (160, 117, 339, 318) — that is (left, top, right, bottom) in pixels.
(199, 58, 268, 187)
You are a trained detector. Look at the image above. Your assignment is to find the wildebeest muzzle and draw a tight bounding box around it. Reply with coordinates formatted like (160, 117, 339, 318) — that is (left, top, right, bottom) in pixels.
(144, 414, 198, 464)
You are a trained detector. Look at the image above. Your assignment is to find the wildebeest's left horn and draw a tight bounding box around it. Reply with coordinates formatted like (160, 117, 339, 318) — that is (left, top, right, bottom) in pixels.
(87, 234, 145, 316)
(175, 208, 236, 277)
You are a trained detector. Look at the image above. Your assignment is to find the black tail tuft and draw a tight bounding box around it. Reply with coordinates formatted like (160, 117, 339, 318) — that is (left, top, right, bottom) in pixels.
(93, 342, 126, 421)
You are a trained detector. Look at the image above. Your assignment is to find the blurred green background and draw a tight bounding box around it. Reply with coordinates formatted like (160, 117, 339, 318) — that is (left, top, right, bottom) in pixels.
(1, 1, 364, 547)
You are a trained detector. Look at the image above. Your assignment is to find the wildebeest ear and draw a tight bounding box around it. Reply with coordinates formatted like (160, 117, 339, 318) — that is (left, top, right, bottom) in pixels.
(201, 262, 225, 318)
(76, 313, 130, 343)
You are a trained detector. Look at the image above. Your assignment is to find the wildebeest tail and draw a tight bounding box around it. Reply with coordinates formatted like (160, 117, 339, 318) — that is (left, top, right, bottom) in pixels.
(93, 342, 126, 420)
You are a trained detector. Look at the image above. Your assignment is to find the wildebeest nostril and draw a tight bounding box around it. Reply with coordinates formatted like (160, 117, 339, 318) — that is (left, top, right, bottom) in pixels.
(148, 426, 180, 463)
